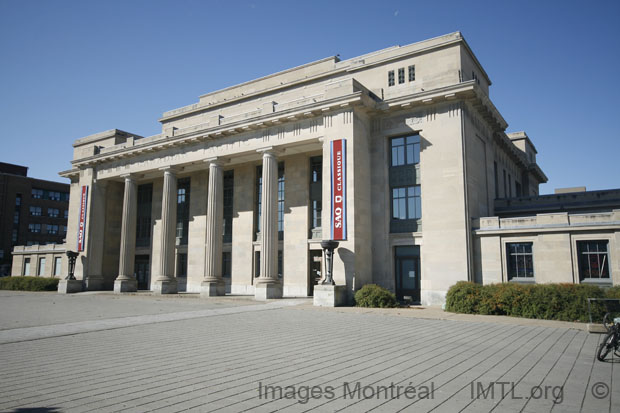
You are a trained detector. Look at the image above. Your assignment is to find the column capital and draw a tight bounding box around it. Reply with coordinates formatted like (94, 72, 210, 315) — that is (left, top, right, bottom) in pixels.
(158, 165, 180, 175)
(119, 173, 137, 182)
(204, 157, 229, 167)
(256, 146, 284, 157)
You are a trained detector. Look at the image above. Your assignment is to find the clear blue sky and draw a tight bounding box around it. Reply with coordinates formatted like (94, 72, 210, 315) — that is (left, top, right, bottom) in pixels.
(1, 0, 618, 194)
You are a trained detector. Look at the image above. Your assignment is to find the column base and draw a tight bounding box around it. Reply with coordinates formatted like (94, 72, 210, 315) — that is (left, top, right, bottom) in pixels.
(153, 277, 178, 295)
(313, 284, 347, 307)
(57, 279, 83, 294)
(114, 277, 137, 293)
(84, 276, 104, 291)
(200, 278, 226, 297)
(255, 279, 283, 300)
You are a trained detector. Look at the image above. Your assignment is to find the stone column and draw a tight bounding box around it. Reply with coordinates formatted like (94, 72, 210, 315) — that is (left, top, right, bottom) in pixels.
(201, 159, 226, 297)
(255, 149, 283, 300)
(114, 175, 138, 293)
(84, 179, 108, 291)
(153, 167, 178, 294)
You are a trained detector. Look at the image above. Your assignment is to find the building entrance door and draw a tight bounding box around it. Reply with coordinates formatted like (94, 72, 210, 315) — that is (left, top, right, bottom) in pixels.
(308, 250, 323, 296)
(394, 246, 420, 302)
(134, 255, 150, 290)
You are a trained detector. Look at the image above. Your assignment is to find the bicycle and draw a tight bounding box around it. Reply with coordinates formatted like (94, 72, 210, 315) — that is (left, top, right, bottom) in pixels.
(597, 312, 620, 362)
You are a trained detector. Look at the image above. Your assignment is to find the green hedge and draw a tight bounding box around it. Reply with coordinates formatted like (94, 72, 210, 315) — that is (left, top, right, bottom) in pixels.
(0, 276, 59, 291)
(354, 284, 399, 308)
(445, 281, 619, 323)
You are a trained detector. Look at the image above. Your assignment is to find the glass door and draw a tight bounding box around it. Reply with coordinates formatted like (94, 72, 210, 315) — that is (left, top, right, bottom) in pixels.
(395, 246, 420, 302)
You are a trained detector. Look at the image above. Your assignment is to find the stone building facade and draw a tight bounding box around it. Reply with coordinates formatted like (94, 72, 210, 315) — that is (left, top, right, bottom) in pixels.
(13, 32, 617, 304)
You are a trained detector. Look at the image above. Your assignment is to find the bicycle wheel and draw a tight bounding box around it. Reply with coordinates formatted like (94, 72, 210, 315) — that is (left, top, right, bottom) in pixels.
(597, 331, 616, 361)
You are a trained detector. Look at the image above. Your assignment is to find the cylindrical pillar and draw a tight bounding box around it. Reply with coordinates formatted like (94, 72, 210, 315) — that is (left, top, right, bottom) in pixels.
(201, 160, 226, 297)
(114, 174, 138, 293)
(153, 167, 178, 294)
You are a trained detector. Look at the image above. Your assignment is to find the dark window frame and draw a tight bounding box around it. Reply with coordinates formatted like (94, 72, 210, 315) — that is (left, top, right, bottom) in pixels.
(506, 242, 534, 280)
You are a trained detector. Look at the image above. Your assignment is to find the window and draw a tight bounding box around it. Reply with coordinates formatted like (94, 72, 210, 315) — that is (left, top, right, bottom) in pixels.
(223, 171, 234, 243)
(37, 257, 46, 276)
(309, 156, 323, 231)
(15, 194, 22, 205)
(408, 65, 415, 82)
(12, 230, 18, 243)
(61, 192, 70, 202)
(23, 258, 30, 276)
(222, 251, 231, 278)
(578, 241, 610, 280)
(54, 257, 62, 277)
(392, 186, 421, 220)
(136, 184, 153, 248)
(29, 206, 42, 216)
(390, 135, 421, 233)
(515, 182, 522, 197)
(64, 210, 69, 219)
(48, 191, 61, 201)
(31, 189, 43, 199)
(176, 179, 190, 245)
(61, 226, 67, 234)
(0, 250, 4, 260)
(14, 211, 19, 224)
(391, 135, 420, 166)
(48, 208, 59, 218)
(278, 163, 285, 236)
(28, 223, 41, 233)
(278, 250, 283, 279)
(506, 243, 534, 279)
(177, 253, 187, 277)
(47, 224, 59, 235)
(388, 70, 395, 87)
(398, 67, 405, 84)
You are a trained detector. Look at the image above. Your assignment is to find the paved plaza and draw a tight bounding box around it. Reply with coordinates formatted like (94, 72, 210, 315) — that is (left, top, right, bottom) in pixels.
(0, 291, 618, 412)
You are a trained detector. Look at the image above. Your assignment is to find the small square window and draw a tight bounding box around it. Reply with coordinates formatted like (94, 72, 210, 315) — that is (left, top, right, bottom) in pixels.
(506, 243, 534, 280)
(577, 240, 610, 280)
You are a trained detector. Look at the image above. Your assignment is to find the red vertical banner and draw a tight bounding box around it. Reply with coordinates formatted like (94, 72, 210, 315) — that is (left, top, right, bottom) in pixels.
(77, 185, 88, 252)
(330, 139, 347, 240)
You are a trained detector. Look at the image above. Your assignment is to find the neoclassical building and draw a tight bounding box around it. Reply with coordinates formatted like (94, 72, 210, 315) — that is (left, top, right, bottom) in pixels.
(15, 32, 617, 304)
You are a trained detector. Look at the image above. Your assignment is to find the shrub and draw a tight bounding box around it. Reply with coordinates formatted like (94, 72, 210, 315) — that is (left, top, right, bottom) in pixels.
(0, 276, 59, 291)
(354, 284, 399, 308)
(445, 281, 610, 322)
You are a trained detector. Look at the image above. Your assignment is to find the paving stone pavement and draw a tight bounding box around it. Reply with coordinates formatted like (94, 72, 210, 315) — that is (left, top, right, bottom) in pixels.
(0, 291, 618, 412)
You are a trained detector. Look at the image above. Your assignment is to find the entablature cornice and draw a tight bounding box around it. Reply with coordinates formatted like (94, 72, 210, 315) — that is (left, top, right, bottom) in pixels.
(71, 91, 368, 169)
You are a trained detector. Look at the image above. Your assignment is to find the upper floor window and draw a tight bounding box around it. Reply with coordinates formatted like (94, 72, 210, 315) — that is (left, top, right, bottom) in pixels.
(392, 186, 421, 221)
(14, 211, 19, 225)
(29, 206, 42, 216)
(48, 191, 61, 201)
(223, 171, 234, 243)
(408, 65, 415, 81)
(506, 243, 534, 280)
(398, 68, 405, 84)
(176, 178, 190, 245)
(391, 135, 420, 166)
(15, 194, 22, 206)
(28, 223, 41, 233)
(64, 210, 69, 219)
(47, 224, 59, 235)
(32, 189, 43, 199)
(388, 70, 395, 87)
(578, 240, 610, 280)
(48, 208, 59, 218)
